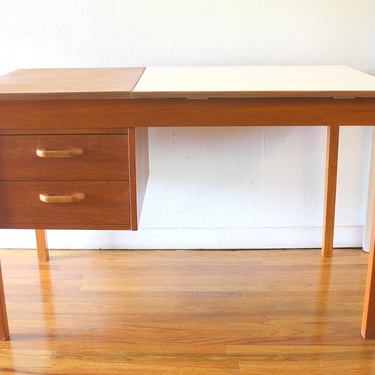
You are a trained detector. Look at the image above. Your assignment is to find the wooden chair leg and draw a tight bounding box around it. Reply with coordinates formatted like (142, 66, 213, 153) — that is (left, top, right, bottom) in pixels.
(0, 259, 10, 340)
(36, 229, 49, 262)
(322, 125, 340, 257)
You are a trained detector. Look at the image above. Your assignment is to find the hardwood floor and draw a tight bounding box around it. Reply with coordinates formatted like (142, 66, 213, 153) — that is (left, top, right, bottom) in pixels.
(0, 249, 374, 374)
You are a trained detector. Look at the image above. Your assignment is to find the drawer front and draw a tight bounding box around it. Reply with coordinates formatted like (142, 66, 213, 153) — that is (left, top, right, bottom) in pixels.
(0, 134, 129, 180)
(0, 181, 130, 229)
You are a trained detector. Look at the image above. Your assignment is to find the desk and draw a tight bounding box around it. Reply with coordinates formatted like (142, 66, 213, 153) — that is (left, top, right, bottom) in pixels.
(1, 65, 375, 340)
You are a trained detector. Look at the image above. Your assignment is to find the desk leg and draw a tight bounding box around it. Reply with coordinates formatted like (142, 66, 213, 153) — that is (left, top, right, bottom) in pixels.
(36, 230, 49, 262)
(0, 259, 10, 340)
(322, 125, 340, 257)
(362, 203, 375, 338)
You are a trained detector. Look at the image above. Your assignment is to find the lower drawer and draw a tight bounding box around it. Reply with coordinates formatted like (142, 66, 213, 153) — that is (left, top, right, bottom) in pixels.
(0, 181, 130, 229)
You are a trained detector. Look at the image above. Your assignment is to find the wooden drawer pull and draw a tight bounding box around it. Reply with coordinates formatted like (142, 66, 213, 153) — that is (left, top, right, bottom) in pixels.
(36, 148, 83, 158)
(39, 192, 86, 204)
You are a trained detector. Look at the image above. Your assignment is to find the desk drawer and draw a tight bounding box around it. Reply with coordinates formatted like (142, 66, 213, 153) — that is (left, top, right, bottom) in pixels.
(0, 134, 129, 180)
(0, 181, 130, 229)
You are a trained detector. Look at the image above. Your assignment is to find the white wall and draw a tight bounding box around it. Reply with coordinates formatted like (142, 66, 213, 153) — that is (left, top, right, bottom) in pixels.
(0, 0, 374, 250)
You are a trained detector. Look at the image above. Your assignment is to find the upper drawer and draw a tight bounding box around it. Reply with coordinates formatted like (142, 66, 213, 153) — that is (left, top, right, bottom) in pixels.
(0, 134, 129, 180)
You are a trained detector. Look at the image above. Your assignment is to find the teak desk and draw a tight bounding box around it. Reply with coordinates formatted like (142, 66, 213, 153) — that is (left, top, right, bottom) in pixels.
(1, 65, 375, 341)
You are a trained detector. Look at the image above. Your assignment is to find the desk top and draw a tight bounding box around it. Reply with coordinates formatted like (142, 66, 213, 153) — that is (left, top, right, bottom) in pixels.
(0, 67, 145, 100)
(133, 66, 375, 99)
(0, 65, 375, 100)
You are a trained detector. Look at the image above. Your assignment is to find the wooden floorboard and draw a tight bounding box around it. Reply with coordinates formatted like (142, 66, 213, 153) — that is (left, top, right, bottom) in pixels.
(0, 249, 374, 374)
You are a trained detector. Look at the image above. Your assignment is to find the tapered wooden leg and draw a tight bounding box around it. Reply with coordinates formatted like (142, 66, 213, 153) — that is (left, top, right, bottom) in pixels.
(36, 230, 49, 262)
(362, 198, 375, 338)
(0, 260, 10, 340)
(322, 125, 340, 257)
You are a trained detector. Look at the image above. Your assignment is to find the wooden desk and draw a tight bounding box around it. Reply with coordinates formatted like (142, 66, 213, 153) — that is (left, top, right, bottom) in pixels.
(1, 65, 375, 340)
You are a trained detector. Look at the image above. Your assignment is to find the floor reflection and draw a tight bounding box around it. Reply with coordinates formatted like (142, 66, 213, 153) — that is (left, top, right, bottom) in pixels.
(38, 260, 56, 339)
(313, 256, 332, 341)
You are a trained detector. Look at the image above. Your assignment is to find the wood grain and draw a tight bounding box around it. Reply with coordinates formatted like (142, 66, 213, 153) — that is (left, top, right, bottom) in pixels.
(0, 249, 371, 373)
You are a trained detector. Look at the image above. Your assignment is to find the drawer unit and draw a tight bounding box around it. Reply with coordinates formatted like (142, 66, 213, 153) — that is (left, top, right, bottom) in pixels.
(0, 134, 129, 180)
(0, 133, 133, 229)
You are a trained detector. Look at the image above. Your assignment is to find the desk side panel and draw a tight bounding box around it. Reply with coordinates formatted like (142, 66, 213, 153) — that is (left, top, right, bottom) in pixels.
(128, 127, 149, 230)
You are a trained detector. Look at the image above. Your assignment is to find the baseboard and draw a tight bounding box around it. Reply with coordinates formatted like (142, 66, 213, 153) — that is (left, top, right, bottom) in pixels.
(0, 226, 363, 250)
